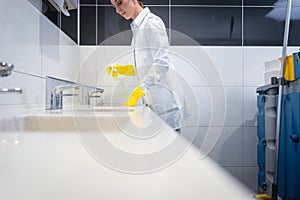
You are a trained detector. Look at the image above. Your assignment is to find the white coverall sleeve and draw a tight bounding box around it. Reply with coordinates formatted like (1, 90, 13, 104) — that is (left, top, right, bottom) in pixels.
(138, 18, 172, 91)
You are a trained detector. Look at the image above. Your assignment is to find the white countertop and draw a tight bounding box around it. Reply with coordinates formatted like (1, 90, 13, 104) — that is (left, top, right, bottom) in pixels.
(0, 106, 255, 200)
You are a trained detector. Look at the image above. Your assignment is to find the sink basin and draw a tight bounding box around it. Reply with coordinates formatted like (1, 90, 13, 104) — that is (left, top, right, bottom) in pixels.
(0, 107, 163, 132)
(21, 114, 123, 132)
(0, 106, 179, 156)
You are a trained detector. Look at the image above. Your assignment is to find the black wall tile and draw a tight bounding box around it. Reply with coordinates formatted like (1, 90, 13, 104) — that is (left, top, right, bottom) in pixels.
(143, 0, 169, 5)
(149, 6, 169, 29)
(97, 6, 132, 45)
(61, 9, 78, 43)
(97, 6, 169, 45)
(41, 1, 300, 46)
(97, 0, 111, 4)
(244, 7, 284, 46)
(244, 0, 278, 6)
(289, 21, 300, 46)
(80, 6, 97, 45)
(171, 7, 242, 46)
(81, 0, 97, 5)
(97, 0, 169, 5)
(172, 0, 242, 5)
(42, 0, 59, 26)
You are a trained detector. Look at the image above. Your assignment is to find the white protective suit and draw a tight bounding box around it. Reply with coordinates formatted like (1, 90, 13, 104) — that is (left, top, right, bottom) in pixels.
(130, 7, 190, 129)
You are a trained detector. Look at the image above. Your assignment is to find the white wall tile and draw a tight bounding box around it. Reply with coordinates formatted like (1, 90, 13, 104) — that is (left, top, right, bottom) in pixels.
(78, 46, 98, 86)
(26, 0, 42, 11)
(208, 127, 243, 166)
(170, 46, 243, 87)
(222, 167, 244, 185)
(171, 46, 225, 87)
(184, 86, 242, 127)
(224, 87, 243, 126)
(243, 167, 258, 193)
(243, 47, 282, 87)
(243, 127, 258, 167)
(0, 0, 42, 77)
(183, 87, 208, 127)
(170, 51, 206, 86)
(204, 47, 243, 86)
(182, 127, 257, 187)
(224, 166, 258, 193)
(41, 78, 46, 106)
(243, 87, 258, 126)
(182, 127, 243, 167)
(41, 17, 79, 82)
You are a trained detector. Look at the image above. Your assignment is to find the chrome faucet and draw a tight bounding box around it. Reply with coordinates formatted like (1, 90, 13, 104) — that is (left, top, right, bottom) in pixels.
(82, 86, 104, 105)
(46, 76, 80, 110)
(51, 84, 80, 109)
(0, 62, 14, 77)
(46, 76, 105, 109)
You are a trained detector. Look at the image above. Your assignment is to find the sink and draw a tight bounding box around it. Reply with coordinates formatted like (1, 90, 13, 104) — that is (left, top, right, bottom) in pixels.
(0, 106, 166, 134)
(21, 114, 123, 132)
(0, 106, 179, 156)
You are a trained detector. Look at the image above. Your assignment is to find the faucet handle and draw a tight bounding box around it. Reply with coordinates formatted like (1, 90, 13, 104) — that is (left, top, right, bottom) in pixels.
(87, 87, 104, 95)
(53, 84, 80, 96)
(81, 86, 104, 106)
(86, 91, 103, 106)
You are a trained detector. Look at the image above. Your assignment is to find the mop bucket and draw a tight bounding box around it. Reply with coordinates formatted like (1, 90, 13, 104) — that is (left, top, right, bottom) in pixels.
(279, 51, 300, 81)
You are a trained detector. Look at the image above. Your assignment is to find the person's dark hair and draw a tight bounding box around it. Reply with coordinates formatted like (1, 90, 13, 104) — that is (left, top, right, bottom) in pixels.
(137, 0, 143, 7)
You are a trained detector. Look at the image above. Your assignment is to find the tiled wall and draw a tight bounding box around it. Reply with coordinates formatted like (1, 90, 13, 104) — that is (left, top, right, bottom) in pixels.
(0, 0, 79, 107)
(66, 0, 300, 46)
(41, 0, 300, 46)
(78, 45, 300, 193)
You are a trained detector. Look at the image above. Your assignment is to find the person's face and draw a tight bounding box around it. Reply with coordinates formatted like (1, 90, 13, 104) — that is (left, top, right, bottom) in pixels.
(110, 0, 137, 20)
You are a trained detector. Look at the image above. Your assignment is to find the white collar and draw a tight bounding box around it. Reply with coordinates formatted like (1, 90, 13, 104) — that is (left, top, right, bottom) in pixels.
(131, 7, 150, 30)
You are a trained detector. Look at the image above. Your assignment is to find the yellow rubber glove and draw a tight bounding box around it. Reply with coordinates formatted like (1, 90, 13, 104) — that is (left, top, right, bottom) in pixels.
(106, 64, 136, 77)
(124, 85, 145, 107)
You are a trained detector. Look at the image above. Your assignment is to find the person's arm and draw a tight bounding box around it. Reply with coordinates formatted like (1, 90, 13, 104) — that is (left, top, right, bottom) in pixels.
(139, 17, 171, 91)
(124, 16, 172, 107)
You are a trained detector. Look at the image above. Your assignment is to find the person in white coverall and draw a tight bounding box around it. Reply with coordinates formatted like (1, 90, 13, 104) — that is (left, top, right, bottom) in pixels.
(108, 0, 190, 132)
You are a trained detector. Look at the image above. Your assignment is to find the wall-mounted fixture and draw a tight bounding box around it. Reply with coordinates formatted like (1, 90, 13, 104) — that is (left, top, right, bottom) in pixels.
(0, 88, 22, 94)
(0, 62, 14, 77)
(47, 0, 78, 16)
(46, 76, 79, 110)
(0, 61, 23, 95)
